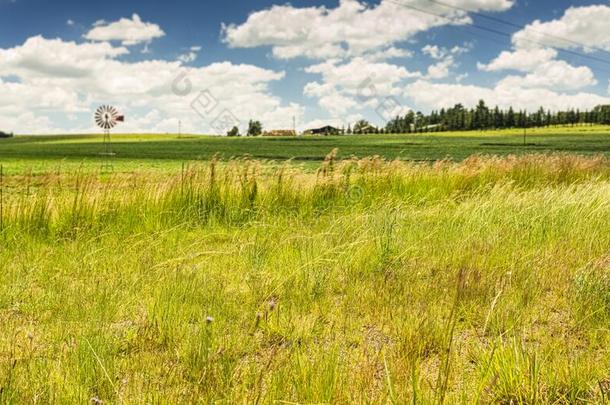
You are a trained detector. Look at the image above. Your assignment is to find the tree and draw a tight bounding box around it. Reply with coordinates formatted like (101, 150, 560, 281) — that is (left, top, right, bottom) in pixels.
(384, 101, 608, 135)
(593, 105, 610, 125)
(353, 120, 372, 134)
(227, 126, 240, 137)
(506, 107, 516, 128)
(473, 100, 489, 130)
(247, 120, 263, 137)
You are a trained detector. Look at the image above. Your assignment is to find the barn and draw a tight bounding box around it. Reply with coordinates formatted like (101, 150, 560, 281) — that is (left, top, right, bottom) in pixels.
(304, 126, 342, 135)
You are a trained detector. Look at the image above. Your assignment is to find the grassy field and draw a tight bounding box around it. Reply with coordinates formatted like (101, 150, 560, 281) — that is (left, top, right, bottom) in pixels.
(1, 125, 609, 173)
(1, 152, 610, 402)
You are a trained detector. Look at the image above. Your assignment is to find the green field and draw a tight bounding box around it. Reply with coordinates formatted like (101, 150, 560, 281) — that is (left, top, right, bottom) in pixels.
(1, 125, 609, 173)
(1, 129, 610, 402)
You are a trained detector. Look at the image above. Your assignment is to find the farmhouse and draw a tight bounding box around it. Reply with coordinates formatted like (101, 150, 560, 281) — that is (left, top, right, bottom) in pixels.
(304, 125, 342, 135)
(262, 129, 297, 137)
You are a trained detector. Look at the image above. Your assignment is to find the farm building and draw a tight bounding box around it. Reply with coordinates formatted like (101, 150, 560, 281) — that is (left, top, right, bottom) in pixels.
(304, 125, 342, 135)
(262, 129, 297, 137)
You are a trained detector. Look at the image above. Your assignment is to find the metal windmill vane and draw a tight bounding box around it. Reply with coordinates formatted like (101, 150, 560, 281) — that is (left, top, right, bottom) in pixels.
(95, 105, 124, 130)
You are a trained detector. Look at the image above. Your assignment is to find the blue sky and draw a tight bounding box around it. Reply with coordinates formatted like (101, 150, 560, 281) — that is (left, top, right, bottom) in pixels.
(1, 0, 610, 134)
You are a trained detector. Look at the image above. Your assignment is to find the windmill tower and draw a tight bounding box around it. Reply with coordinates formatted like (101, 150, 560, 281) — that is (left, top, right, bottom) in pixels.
(94, 105, 124, 170)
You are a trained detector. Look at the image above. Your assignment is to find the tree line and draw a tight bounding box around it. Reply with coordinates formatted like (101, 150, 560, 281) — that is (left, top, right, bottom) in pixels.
(384, 101, 610, 134)
(226, 101, 610, 137)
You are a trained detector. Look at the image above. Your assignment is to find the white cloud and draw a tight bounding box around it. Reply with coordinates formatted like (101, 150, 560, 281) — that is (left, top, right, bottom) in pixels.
(478, 48, 558, 72)
(0, 36, 128, 79)
(0, 36, 303, 134)
(456, 73, 468, 83)
(177, 46, 202, 64)
(363, 46, 413, 62)
(498, 60, 596, 91)
(223, 0, 513, 60)
(178, 52, 197, 63)
(426, 57, 454, 79)
(304, 83, 358, 116)
(477, 5, 602, 95)
(0, 111, 59, 135)
(512, 5, 610, 52)
(405, 80, 610, 111)
(422, 45, 444, 60)
(85, 14, 165, 46)
(304, 57, 420, 116)
(450, 44, 472, 55)
(305, 57, 420, 97)
(66, 19, 75, 26)
(422, 43, 471, 79)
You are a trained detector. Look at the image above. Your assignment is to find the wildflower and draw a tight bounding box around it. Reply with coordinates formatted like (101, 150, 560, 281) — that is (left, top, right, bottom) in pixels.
(206, 316, 214, 324)
(269, 299, 277, 311)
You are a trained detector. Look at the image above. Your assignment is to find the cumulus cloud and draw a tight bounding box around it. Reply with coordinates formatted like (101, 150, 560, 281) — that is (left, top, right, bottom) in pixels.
(0, 36, 128, 79)
(304, 57, 420, 116)
(421, 43, 470, 79)
(478, 48, 558, 72)
(0, 36, 303, 134)
(5, 2, 610, 134)
(85, 14, 165, 46)
(512, 5, 610, 52)
(223, 0, 513, 60)
(363, 46, 413, 62)
(177, 46, 202, 64)
(422, 45, 444, 60)
(497, 60, 596, 91)
(478, 5, 602, 94)
(426, 57, 454, 79)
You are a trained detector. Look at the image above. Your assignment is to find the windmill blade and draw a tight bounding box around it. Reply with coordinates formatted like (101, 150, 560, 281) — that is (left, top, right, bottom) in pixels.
(94, 105, 123, 130)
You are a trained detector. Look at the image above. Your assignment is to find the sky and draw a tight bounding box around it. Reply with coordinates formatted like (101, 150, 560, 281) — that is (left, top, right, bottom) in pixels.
(1, 0, 610, 134)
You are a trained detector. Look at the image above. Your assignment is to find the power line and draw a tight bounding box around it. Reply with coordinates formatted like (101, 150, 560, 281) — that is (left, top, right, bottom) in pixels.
(424, 0, 610, 59)
(382, 0, 610, 71)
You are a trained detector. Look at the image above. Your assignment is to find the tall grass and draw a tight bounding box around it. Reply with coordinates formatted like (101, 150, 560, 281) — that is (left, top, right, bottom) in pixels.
(1, 154, 609, 403)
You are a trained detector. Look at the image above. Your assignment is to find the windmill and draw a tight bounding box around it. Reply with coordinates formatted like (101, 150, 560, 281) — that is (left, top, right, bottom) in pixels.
(94, 105, 124, 156)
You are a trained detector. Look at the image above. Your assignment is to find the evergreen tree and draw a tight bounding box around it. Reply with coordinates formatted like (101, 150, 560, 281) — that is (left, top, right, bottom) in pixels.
(383, 102, 610, 134)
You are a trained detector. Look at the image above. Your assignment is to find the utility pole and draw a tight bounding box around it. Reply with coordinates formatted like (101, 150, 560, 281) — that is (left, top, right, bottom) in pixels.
(293, 116, 297, 136)
(0, 164, 4, 234)
(523, 110, 527, 147)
